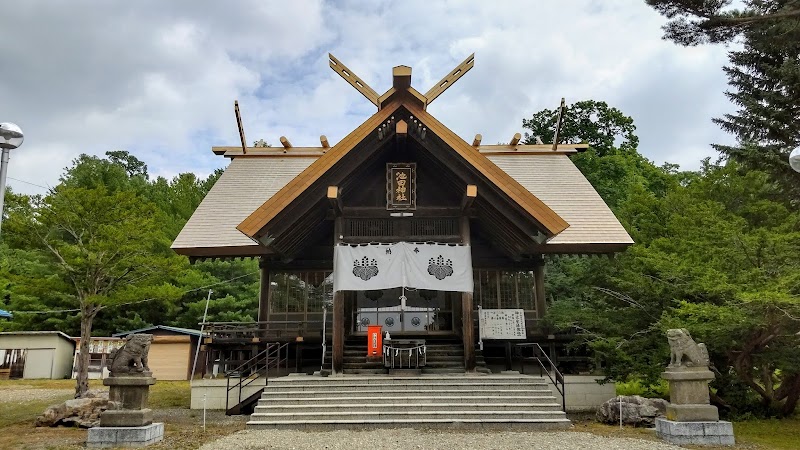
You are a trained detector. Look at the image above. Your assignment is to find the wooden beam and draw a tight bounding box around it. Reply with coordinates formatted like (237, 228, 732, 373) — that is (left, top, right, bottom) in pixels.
(462, 184, 477, 211)
(327, 186, 342, 216)
(472, 134, 482, 147)
(329, 53, 379, 107)
(234, 100, 247, 155)
(396, 119, 408, 135)
(257, 260, 270, 335)
(534, 262, 546, 319)
(510, 133, 521, 146)
(425, 53, 475, 104)
(552, 97, 565, 151)
(392, 65, 412, 91)
(461, 216, 476, 372)
(332, 216, 344, 374)
(320, 135, 329, 149)
(279, 136, 292, 150)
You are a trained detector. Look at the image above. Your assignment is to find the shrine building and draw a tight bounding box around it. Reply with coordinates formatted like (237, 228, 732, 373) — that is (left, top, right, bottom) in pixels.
(172, 54, 632, 419)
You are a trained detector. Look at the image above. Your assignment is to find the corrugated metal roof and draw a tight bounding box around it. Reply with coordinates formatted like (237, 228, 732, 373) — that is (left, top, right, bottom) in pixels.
(113, 325, 201, 337)
(172, 153, 632, 252)
(0, 330, 74, 342)
(171, 157, 315, 251)
(488, 155, 633, 246)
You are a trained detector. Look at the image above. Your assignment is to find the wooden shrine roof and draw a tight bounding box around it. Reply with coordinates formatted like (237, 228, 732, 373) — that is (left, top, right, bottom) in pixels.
(172, 54, 633, 259)
(171, 152, 632, 257)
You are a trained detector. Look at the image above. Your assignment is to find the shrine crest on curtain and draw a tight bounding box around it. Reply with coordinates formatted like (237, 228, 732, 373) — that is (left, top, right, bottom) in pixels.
(333, 242, 473, 293)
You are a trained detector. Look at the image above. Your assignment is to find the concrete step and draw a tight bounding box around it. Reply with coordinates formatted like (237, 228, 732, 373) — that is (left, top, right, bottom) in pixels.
(255, 403, 564, 413)
(422, 367, 470, 374)
(342, 369, 387, 375)
(261, 388, 555, 401)
(257, 394, 558, 404)
(267, 375, 546, 383)
(249, 410, 568, 421)
(265, 381, 550, 390)
(246, 418, 571, 430)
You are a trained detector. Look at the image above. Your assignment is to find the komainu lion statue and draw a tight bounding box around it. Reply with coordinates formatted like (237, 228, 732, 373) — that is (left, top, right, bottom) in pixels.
(667, 328, 709, 368)
(107, 334, 152, 375)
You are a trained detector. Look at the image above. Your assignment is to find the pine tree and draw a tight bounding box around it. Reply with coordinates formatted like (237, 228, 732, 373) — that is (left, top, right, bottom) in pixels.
(711, 1, 800, 199)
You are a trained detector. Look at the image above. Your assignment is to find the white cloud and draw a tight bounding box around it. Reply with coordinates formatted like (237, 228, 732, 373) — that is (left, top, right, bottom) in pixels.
(1, 0, 735, 195)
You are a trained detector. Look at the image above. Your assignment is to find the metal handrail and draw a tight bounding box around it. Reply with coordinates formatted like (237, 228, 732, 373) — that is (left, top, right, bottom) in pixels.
(383, 344, 427, 369)
(515, 342, 566, 412)
(225, 342, 289, 412)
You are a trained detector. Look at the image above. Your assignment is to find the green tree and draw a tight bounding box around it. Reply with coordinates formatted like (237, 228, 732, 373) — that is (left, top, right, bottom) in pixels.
(646, 0, 800, 45)
(549, 160, 800, 416)
(648, 1, 800, 200)
(6, 186, 181, 397)
(522, 100, 676, 210)
(711, 11, 800, 200)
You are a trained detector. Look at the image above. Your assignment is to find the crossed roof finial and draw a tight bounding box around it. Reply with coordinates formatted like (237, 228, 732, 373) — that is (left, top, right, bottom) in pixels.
(328, 53, 475, 110)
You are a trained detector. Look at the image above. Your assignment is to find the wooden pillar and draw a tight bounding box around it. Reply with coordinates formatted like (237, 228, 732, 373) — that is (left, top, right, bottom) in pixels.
(332, 214, 345, 374)
(257, 259, 270, 333)
(461, 216, 476, 372)
(534, 258, 546, 319)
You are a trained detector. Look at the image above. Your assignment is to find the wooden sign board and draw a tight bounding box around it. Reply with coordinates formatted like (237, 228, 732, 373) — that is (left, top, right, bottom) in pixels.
(479, 308, 527, 340)
(386, 163, 416, 210)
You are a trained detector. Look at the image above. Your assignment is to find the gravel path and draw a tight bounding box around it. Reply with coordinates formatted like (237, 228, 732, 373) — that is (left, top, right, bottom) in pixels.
(0, 387, 73, 403)
(201, 429, 682, 450)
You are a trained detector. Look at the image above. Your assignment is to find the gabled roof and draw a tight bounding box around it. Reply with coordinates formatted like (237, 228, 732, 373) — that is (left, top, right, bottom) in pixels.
(113, 325, 202, 338)
(237, 100, 402, 239)
(171, 153, 632, 257)
(172, 157, 314, 255)
(407, 102, 569, 234)
(237, 99, 568, 243)
(489, 155, 634, 247)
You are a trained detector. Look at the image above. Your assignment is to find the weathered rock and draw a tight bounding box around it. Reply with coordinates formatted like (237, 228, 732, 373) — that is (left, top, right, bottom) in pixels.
(36, 392, 118, 428)
(596, 395, 669, 427)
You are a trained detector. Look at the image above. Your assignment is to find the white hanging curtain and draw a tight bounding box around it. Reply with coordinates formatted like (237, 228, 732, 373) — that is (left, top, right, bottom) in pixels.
(333, 242, 473, 293)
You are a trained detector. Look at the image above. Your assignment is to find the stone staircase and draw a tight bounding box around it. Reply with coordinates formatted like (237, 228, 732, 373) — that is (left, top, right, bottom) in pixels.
(247, 374, 570, 429)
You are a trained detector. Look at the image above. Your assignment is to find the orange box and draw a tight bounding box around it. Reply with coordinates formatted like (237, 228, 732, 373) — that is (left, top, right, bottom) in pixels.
(367, 325, 383, 357)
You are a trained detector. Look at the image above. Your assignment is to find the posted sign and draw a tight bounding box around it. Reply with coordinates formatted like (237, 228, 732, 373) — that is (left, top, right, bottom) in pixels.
(386, 163, 416, 210)
(479, 308, 527, 340)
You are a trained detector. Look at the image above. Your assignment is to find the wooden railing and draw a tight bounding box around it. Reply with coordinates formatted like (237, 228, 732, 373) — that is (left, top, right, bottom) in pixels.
(203, 320, 326, 341)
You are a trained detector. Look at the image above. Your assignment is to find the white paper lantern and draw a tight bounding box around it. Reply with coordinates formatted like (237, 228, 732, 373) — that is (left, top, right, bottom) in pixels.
(790, 147, 800, 173)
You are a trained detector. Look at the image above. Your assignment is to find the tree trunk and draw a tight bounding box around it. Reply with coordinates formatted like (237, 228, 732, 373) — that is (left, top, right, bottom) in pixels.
(75, 306, 96, 398)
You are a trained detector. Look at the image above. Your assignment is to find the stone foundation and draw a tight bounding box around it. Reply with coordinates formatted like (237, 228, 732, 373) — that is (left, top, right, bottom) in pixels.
(87, 422, 164, 448)
(656, 418, 734, 446)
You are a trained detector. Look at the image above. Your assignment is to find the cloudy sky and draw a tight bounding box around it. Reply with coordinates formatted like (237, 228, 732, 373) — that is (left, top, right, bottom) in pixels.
(1, 0, 736, 195)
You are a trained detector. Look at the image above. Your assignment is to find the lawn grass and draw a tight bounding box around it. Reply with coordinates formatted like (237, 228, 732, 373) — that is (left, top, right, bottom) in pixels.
(733, 416, 800, 450)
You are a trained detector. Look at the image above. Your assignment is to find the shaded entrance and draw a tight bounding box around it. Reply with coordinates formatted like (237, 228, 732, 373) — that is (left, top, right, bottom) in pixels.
(354, 288, 455, 334)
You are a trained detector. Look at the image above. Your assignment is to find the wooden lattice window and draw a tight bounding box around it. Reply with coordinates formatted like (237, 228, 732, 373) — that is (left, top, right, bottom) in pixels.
(473, 269, 538, 314)
(410, 218, 459, 237)
(347, 219, 395, 238)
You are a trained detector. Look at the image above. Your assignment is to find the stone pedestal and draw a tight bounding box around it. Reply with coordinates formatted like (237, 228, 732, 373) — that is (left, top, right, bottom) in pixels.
(658, 367, 734, 446)
(663, 367, 719, 422)
(88, 422, 164, 448)
(89, 375, 164, 447)
(100, 375, 155, 427)
(656, 418, 735, 446)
